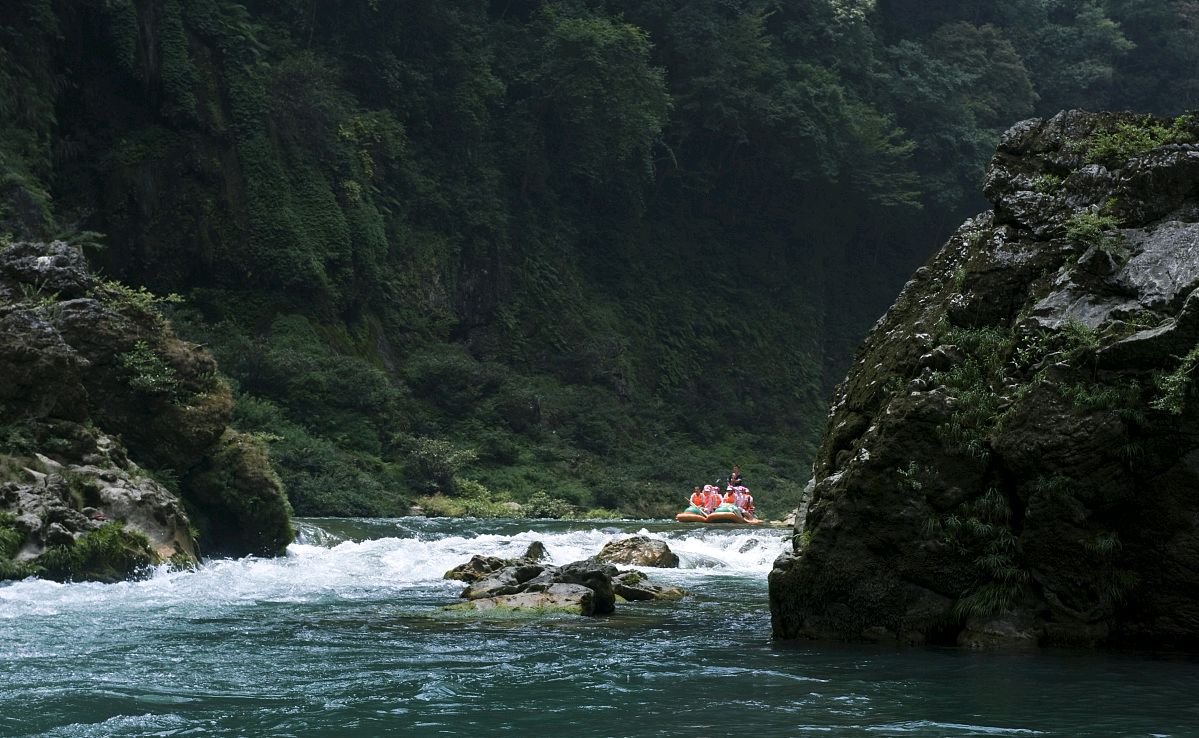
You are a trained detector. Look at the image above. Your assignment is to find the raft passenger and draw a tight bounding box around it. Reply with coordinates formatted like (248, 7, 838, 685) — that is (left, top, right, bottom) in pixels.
(729, 465, 744, 488)
(740, 490, 755, 518)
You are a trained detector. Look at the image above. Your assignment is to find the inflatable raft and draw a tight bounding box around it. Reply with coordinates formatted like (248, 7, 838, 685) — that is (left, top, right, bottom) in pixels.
(704, 503, 762, 525)
(675, 503, 762, 525)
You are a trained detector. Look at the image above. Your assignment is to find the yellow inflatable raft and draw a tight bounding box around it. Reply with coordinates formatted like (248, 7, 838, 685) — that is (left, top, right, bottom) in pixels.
(703, 503, 762, 525)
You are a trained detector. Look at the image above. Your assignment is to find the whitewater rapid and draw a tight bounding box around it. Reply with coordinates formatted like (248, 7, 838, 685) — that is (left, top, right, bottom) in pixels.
(5, 518, 1197, 738)
(0, 519, 788, 618)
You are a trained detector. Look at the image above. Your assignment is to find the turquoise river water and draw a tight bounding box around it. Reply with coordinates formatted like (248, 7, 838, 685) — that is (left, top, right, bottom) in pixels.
(2, 518, 1198, 737)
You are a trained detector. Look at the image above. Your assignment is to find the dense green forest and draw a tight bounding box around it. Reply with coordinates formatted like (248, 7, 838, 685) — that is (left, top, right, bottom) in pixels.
(1, 0, 1196, 519)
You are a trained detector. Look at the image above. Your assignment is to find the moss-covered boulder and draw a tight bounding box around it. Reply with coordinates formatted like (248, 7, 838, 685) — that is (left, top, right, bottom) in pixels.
(185, 430, 293, 557)
(770, 111, 1199, 650)
(0, 240, 294, 579)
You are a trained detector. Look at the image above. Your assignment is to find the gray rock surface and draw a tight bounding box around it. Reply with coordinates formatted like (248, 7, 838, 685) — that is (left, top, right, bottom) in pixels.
(447, 584, 597, 616)
(770, 111, 1199, 650)
(594, 535, 679, 568)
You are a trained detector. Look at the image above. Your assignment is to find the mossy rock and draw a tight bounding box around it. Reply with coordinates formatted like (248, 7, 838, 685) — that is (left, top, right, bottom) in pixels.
(0, 513, 35, 581)
(34, 523, 157, 583)
(184, 430, 294, 557)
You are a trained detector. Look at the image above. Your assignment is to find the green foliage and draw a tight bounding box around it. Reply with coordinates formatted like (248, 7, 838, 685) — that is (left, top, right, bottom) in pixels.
(1032, 173, 1063, 194)
(90, 280, 182, 328)
(1060, 319, 1101, 358)
(1082, 116, 1196, 167)
(119, 341, 179, 398)
(0, 512, 24, 559)
(408, 437, 478, 495)
(0, 512, 35, 581)
(0, 423, 37, 458)
(1085, 531, 1122, 558)
(531, 8, 671, 183)
(939, 487, 1030, 620)
(35, 523, 156, 583)
(952, 581, 1027, 621)
(523, 491, 574, 519)
(932, 325, 1010, 459)
(897, 462, 927, 493)
(1058, 380, 1144, 423)
(1029, 475, 1072, 501)
(1064, 210, 1124, 254)
(1151, 343, 1199, 415)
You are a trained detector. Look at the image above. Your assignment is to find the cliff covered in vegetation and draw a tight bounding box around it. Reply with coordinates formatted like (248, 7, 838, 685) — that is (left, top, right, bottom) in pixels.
(2, 1, 1197, 518)
(770, 111, 1199, 649)
(1, 240, 293, 581)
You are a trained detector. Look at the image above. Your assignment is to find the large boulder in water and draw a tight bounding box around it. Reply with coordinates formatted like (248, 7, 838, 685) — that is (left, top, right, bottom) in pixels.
(769, 111, 1199, 650)
(595, 536, 679, 568)
(445, 552, 685, 616)
(551, 560, 617, 614)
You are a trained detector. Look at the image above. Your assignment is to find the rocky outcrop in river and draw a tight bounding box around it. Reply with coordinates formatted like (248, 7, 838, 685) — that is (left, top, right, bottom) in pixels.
(770, 111, 1199, 650)
(1, 241, 293, 581)
(595, 535, 680, 568)
(445, 542, 685, 616)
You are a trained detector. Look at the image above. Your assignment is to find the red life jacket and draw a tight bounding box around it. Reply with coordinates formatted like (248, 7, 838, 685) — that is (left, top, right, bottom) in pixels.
(690, 492, 704, 507)
(723, 492, 735, 503)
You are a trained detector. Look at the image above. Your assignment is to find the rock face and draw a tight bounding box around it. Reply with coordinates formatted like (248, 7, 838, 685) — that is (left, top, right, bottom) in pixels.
(770, 111, 1199, 650)
(0, 241, 293, 580)
(595, 536, 680, 568)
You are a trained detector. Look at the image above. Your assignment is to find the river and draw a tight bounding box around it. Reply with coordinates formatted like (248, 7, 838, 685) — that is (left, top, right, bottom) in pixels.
(1, 518, 1197, 737)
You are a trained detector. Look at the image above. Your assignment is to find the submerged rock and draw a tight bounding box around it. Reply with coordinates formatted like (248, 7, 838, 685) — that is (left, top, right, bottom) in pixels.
(612, 570, 685, 602)
(595, 536, 679, 568)
(523, 540, 549, 562)
(446, 584, 597, 616)
(769, 111, 1199, 650)
(444, 554, 517, 583)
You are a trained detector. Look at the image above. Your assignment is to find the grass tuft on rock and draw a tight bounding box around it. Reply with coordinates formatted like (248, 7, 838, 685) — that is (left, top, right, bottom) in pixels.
(35, 523, 156, 583)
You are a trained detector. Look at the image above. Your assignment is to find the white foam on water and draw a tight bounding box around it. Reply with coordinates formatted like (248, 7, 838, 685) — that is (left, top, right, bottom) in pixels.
(0, 521, 787, 617)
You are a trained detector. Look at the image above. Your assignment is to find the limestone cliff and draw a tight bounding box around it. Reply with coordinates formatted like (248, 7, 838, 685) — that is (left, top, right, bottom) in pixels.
(1, 241, 293, 581)
(770, 111, 1199, 649)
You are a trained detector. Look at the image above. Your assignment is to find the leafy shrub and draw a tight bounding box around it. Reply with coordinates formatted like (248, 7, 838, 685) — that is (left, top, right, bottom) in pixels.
(1151, 343, 1199, 415)
(90, 280, 182, 327)
(1064, 210, 1123, 253)
(119, 341, 179, 398)
(1083, 116, 1195, 167)
(522, 491, 574, 519)
(408, 436, 478, 494)
(1031, 173, 1062, 194)
(0, 513, 24, 558)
